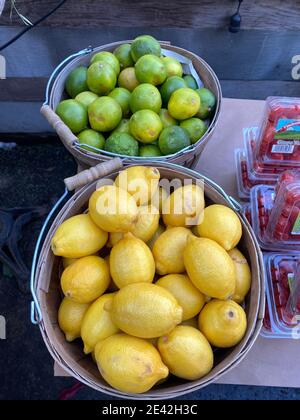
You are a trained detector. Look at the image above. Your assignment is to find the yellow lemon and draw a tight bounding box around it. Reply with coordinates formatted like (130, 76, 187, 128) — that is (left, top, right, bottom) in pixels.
(162, 184, 205, 227)
(156, 274, 205, 320)
(115, 166, 160, 205)
(51, 214, 108, 258)
(81, 293, 119, 354)
(96, 205, 158, 247)
(147, 224, 165, 250)
(58, 298, 89, 342)
(184, 236, 236, 300)
(158, 326, 213, 380)
(228, 248, 251, 304)
(110, 233, 155, 288)
(61, 256, 110, 303)
(89, 185, 138, 233)
(106, 283, 183, 338)
(197, 204, 242, 251)
(152, 227, 192, 275)
(62, 253, 98, 269)
(62, 257, 77, 269)
(151, 186, 169, 213)
(107, 232, 123, 248)
(198, 299, 247, 348)
(131, 204, 160, 242)
(180, 317, 198, 328)
(95, 333, 169, 393)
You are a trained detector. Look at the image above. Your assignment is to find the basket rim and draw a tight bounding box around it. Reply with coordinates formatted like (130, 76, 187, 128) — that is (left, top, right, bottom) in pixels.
(33, 163, 265, 399)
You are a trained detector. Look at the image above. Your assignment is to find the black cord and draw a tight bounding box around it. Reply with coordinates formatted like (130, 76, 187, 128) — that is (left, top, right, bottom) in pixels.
(237, 0, 243, 13)
(229, 0, 244, 33)
(0, 0, 68, 52)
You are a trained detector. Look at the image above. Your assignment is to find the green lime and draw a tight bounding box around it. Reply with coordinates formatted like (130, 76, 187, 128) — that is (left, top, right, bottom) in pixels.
(168, 88, 200, 120)
(108, 87, 131, 117)
(158, 126, 190, 155)
(88, 97, 122, 132)
(78, 129, 105, 151)
(87, 61, 116, 95)
(183, 75, 198, 90)
(160, 76, 187, 105)
(105, 132, 139, 156)
(139, 144, 162, 157)
(118, 67, 140, 91)
(159, 109, 178, 128)
(180, 118, 207, 144)
(161, 56, 183, 78)
(56, 99, 88, 134)
(135, 54, 167, 86)
(112, 119, 131, 134)
(196, 88, 216, 119)
(113, 44, 134, 69)
(130, 83, 162, 114)
(65, 66, 88, 98)
(131, 35, 161, 62)
(129, 110, 163, 144)
(75, 91, 98, 109)
(90, 51, 120, 75)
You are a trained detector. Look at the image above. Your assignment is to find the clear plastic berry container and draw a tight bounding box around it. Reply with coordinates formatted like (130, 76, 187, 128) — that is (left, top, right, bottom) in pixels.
(254, 97, 300, 168)
(250, 169, 300, 251)
(260, 301, 283, 339)
(242, 203, 252, 226)
(244, 126, 292, 182)
(250, 185, 278, 250)
(235, 149, 251, 200)
(264, 253, 300, 338)
(235, 147, 276, 200)
(286, 260, 300, 325)
(265, 174, 300, 247)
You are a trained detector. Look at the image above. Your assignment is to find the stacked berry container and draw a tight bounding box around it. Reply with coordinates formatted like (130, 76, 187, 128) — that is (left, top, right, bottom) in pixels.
(263, 253, 300, 338)
(250, 171, 300, 251)
(236, 97, 300, 338)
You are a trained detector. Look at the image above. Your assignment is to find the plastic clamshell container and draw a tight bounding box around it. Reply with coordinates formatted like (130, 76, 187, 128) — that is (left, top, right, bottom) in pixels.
(253, 97, 300, 168)
(235, 149, 251, 200)
(287, 261, 300, 324)
(250, 184, 300, 252)
(265, 174, 300, 247)
(260, 301, 283, 339)
(264, 253, 300, 338)
(235, 148, 276, 200)
(242, 203, 252, 226)
(244, 127, 290, 182)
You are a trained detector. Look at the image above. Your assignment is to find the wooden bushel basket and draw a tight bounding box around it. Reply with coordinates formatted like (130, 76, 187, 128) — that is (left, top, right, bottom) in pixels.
(40, 41, 222, 169)
(31, 159, 264, 399)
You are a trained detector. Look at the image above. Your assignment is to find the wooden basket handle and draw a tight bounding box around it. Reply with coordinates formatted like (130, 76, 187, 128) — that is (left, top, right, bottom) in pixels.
(40, 105, 78, 147)
(64, 158, 123, 191)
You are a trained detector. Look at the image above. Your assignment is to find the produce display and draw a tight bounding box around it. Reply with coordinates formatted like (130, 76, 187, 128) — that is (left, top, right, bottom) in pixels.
(51, 166, 251, 394)
(56, 35, 216, 157)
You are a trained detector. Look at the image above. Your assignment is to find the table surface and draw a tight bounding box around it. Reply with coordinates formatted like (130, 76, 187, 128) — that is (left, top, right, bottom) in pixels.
(54, 97, 300, 388)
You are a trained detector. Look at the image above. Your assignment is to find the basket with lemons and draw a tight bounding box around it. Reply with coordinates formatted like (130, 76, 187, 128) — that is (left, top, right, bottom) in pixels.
(56, 35, 216, 158)
(52, 166, 251, 394)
